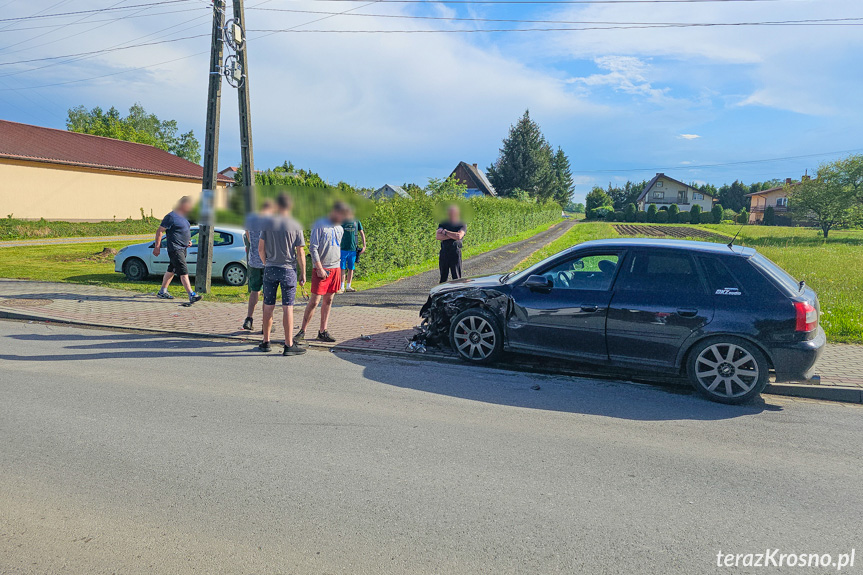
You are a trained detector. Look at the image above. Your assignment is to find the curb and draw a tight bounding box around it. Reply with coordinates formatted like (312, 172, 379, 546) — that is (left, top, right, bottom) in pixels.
(2, 310, 861, 405)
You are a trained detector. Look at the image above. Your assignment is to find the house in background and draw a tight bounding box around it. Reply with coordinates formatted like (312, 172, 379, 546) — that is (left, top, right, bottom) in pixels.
(635, 173, 715, 213)
(219, 166, 238, 185)
(746, 176, 805, 224)
(0, 119, 231, 221)
(449, 162, 497, 197)
(370, 184, 410, 200)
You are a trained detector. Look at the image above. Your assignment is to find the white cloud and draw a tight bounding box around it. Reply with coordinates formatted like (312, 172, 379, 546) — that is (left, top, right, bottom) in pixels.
(568, 55, 669, 101)
(679, 134, 700, 140)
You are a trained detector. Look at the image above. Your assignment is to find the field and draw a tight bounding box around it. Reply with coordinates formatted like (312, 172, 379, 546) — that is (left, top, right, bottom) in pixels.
(517, 222, 863, 344)
(0, 220, 559, 304)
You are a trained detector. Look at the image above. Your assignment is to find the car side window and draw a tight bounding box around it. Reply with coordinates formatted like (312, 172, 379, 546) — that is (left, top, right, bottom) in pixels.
(617, 251, 703, 293)
(699, 256, 743, 296)
(542, 254, 620, 291)
(213, 232, 234, 247)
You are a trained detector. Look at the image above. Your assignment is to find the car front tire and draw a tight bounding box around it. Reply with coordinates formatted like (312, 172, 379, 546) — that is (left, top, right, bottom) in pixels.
(687, 336, 769, 404)
(449, 308, 504, 365)
(122, 257, 148, 281)
(222, 263, 247, 286)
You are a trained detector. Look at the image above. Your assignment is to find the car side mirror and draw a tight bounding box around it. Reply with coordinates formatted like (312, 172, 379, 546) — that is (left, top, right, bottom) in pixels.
(524, 275, 552, 292)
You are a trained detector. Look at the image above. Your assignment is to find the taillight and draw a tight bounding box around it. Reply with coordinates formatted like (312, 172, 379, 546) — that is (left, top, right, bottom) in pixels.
(794, 301, 818, 332)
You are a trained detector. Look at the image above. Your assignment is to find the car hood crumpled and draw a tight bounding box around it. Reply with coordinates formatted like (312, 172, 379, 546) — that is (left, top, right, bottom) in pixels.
(415, 286, 511, 349)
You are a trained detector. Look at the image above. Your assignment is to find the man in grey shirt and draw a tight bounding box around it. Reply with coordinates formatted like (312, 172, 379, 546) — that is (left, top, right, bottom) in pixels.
(257, 193, 307, 356)
(242, 199, 273, 331)
(297, 201, 347, 344)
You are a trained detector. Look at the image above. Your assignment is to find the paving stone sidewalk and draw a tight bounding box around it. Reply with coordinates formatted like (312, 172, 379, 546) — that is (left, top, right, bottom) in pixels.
(1, 279, 861, 392)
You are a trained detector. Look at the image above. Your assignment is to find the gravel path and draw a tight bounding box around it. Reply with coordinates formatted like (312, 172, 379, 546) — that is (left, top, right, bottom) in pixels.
(339, 219, 577, 308)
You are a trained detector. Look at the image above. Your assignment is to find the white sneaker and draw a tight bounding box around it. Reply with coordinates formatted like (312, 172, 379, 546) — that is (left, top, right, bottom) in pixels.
(346, 286, 357, 292)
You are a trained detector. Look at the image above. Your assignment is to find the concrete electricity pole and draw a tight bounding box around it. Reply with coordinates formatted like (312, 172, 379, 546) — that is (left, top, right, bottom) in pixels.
(195, 0, 226, 294)
(232, 0, 256, 213)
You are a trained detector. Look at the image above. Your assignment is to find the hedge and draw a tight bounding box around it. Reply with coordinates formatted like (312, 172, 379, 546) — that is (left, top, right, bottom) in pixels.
(356, 196, 560, 278)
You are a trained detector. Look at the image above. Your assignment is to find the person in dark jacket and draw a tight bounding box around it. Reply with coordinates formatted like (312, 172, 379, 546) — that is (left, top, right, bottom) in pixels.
(154, 196, 201, 303)
(436, 204, 466, 283)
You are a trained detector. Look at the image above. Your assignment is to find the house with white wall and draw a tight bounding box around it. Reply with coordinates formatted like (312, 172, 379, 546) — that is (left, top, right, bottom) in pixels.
(635, 173, 715, 213)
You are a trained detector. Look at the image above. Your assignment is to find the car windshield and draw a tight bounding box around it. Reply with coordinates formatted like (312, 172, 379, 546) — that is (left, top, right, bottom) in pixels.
(505, 249, 574, 284)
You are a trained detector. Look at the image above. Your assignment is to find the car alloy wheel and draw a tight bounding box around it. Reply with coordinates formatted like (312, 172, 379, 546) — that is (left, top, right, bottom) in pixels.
(450, 308, 503, 364)
(688, 337, 768, 404)
(223, 263, 247, 286)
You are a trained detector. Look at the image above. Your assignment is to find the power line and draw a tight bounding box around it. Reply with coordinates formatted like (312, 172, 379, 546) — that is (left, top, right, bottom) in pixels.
(0, 0, 200, 23)
(249, 8, 863, 27)
(0, 34, 209, 66)
(1, 6, 210, 33)
(573, 149, 863, 174)
(303, 0, 792, 3)
(249, 22, 863, 32)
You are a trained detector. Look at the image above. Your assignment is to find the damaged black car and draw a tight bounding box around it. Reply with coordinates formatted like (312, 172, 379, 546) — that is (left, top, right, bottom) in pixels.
(415, 238, 825, 404)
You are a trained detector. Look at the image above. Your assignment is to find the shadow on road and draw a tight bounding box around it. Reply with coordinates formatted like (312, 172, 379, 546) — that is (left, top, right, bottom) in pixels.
(337, 351, 781, 422)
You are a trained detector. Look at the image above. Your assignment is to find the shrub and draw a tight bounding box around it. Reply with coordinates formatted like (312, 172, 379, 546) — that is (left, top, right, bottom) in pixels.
(690, 204, 702, 223)
(711, 203, 724, 224)
(720, 219, 736, 225)
(764, 205, 776, 226)
(635, 211, 648, 223)
(656, 211, 669, 223)
(647, 204, 658, 223)
(723, 208, 737, 221)
(357, 195, 559, 278)
(700, 212, 714, 224)
(592, 206, 614, 220)
(737, 210, 749, 224)
(614, 211, 626, 222)
(624, 203, 637, 222)
(677, 211, 690, 224)
(668, 204, 680, 223)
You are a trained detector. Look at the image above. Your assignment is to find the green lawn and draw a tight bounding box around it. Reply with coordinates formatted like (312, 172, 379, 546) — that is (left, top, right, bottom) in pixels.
(516, 222, 863, 344)
(0, 220, 560, 304)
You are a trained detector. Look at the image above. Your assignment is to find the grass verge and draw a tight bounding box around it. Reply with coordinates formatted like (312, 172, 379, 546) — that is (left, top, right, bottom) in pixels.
(515, 221, 863, 344)
(0, 217, 159, 241)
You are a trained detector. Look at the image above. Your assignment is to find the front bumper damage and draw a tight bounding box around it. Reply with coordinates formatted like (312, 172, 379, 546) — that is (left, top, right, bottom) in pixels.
(412, 288, 510, 350)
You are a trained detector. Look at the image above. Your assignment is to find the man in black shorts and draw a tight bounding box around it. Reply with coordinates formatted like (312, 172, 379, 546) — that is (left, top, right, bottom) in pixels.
(436, 204, 467, 283)
(154, 196, 202, 303)
(258, 193, 307, 356)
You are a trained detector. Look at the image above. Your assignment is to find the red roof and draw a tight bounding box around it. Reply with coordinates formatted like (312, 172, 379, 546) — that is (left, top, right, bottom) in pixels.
(0, 119, 231, 183)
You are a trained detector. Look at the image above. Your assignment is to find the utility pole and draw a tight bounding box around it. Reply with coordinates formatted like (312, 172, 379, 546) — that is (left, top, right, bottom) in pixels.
(232, 0, 256, 213)
(196, 0, 226, 294)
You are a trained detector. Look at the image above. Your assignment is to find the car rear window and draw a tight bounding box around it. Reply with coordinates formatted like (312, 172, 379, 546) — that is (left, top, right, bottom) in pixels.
(699, 256, 744, 295)
(750, 253, 801, 295)
(618, 251, 703, 293)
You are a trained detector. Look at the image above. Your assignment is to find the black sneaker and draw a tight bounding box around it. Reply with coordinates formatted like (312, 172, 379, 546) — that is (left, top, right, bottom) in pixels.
(295, 329, 306, 343)
(258, 341, 272, 352)
(242, 317, 253, 331)
(283, 342, 307, 356)
(189, 292, 203, 304)
(317, 330, 336, 343)
(157, 291, 174, 299)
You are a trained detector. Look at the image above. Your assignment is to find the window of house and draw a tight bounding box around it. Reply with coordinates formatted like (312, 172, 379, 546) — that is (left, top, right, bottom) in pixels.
(656, 181, 664, 188)
(693, 192, 703, 200)
(776, 197, 788, 207)
(678, 190, 688, 202)
(653, 191, 665, 199)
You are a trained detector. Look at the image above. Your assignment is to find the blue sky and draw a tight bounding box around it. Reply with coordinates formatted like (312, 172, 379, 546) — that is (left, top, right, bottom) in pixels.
(2, 0, 862, 202)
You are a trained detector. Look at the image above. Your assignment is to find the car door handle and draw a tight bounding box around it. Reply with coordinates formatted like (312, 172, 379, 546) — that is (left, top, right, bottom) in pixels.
(677, 308, 698, 318)
(581, 305, 598, 313)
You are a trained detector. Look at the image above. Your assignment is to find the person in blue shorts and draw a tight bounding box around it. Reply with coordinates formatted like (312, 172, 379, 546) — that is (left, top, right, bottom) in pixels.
(339, 208, 366, 293)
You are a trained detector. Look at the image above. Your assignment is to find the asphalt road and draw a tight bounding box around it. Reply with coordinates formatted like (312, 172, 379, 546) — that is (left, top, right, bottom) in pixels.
(340, 219, 577, 308)
(1, 320, 861, 575)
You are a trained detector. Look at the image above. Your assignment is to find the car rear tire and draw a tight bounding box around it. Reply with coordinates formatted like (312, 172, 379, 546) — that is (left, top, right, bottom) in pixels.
(449, 308, 503, 365)
(687, 337, 769, 404)
(122, 257, 148, 281)
(223, 263, 247, 286)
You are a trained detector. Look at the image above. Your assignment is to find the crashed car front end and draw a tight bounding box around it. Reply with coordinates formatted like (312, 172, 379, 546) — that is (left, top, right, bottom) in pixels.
(412, 287, 512, 350)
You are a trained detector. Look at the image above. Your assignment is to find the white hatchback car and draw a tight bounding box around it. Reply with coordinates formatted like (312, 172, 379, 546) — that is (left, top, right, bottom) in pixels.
(114, 226, 248, 286)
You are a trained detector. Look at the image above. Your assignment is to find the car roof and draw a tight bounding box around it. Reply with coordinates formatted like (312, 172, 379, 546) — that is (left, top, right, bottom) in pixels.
(190, 225, 245, 234)
(570, 238, 756, 257)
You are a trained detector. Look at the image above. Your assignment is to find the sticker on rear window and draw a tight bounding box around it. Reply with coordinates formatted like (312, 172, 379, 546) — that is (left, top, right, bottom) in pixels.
(715, 287, 742, 296)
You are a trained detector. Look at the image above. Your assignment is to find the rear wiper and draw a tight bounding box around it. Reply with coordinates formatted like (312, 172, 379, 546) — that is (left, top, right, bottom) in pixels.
(799, 280, 806, 293)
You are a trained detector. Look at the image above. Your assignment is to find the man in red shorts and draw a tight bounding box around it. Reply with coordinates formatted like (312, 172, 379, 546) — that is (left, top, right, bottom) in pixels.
(297, 202, 348, 344)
